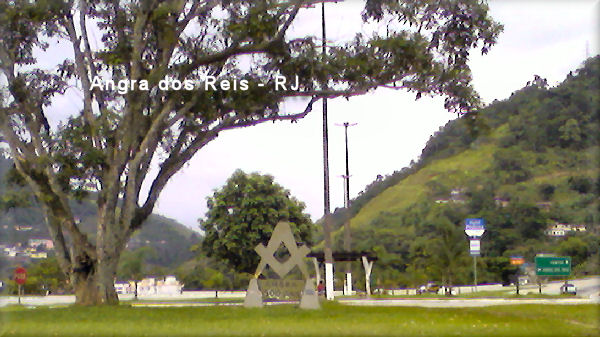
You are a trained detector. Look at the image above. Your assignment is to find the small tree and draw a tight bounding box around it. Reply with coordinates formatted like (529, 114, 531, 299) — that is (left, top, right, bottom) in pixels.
(117, 246, 156, 298)
(200, 170, 313, 274)
(21, 257, 70, 295)
(426, 213, 468, 292)
(539, 184, 555, 201)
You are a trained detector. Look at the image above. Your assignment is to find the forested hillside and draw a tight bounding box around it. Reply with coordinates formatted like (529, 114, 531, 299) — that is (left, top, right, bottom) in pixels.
(0, 154, 200, 271)
(328, 57, 599, 288)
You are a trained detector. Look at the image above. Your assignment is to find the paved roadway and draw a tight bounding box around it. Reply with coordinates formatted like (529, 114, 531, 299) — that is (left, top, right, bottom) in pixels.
(537, 276, 600, 298)
(340, 276, 600, 308)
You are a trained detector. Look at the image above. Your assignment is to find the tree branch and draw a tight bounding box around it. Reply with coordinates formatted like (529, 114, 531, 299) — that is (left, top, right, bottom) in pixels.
(63, 11, 98, 145)
(42, 210, 73, 275)
(77, 0, 106, 114)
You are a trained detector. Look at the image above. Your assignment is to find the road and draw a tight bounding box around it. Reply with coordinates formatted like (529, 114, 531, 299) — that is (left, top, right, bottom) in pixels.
(531, 276, 600, 298)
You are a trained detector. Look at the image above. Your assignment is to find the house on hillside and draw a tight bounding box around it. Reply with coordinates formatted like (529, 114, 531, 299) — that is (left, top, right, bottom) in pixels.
(14, 225, 32, 231)
(29, 252, 48, 259)
(434, 188, 466, 204)
(494, 197, 510, 208)
(2, 246, 19, 257)
(28, 239, 54, 250)
(546, 223, 587, 237)
(450, 188, 466, 203)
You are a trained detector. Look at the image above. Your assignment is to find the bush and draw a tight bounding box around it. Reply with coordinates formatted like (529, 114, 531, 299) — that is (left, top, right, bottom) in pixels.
(568, 176, 592, 194)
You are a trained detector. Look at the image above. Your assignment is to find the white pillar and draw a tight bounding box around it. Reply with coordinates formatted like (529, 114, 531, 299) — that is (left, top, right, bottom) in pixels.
(312, 258, 321, 285)
(362, 256, 373, 297)
(345, 272, 353, 295)
(325, 262, 334, 300)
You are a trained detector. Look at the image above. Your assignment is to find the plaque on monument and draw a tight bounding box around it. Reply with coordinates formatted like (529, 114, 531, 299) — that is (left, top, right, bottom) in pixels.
(258, 279, 305, 300)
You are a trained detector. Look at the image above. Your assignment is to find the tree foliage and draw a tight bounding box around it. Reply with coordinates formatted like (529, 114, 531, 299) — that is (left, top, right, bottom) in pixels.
(425, 211, 468, 289)
(117, 246, 157, 281)
(200, 170, 313, 274)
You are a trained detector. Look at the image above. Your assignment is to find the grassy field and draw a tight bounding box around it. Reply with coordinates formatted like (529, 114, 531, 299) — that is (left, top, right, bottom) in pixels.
(348, 144, 496, 229)
(1, 302, 598, 337)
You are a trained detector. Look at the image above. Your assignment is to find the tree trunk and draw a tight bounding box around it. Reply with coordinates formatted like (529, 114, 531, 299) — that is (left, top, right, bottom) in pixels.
(71, 253, 120, 305)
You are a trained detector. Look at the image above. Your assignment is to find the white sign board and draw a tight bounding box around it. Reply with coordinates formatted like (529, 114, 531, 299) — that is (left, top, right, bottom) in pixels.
(469, 239, 481, 256)
(465, 218, 486, 237)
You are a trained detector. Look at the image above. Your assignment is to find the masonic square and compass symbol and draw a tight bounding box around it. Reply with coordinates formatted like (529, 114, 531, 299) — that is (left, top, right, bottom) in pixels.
(254, 221, 310, 279)
(245, 221, 319, 309)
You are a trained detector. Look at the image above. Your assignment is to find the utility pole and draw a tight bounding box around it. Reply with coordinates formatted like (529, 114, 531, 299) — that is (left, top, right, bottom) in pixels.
(337, 122, 356, 295)
(321, 1, 334, 301)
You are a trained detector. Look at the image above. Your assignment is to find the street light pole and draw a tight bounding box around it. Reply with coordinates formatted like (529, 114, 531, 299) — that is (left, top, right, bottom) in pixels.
(337, 122, 356, 295)
(321, 1, 334, 301)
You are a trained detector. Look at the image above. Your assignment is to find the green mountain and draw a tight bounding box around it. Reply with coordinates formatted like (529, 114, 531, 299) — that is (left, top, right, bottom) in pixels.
(327, 57, 599, 287)
(0, 155, 200, 269)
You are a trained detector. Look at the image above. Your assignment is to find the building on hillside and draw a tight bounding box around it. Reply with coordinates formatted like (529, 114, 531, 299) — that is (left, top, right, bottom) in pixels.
(570, 224, 587, 232)
(28, 239, 54, 250)
(494, 197, 510, 208)
(1, 241, 52, 259)
(546, 223, 587, 237)
(30, 252, 48, 259)
(14, 225, 33, 231)
(450, 188, 466, 203)
(2, 246, 19, 257)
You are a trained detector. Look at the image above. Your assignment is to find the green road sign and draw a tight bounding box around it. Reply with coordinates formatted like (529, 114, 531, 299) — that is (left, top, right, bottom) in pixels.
(535, 256, 571, 276)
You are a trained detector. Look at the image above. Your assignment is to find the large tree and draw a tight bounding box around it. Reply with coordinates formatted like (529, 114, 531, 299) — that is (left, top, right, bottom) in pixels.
(0, 0, 501, 305)
(200, 169, 313, 274)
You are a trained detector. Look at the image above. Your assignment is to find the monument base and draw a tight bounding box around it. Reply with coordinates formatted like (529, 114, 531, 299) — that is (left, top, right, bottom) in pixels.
(299, 279, 320, 310)
(244, 278, 263, 308)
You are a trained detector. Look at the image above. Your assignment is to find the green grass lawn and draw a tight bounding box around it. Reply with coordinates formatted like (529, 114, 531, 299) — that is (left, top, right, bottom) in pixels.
(1, 302, 598, 337)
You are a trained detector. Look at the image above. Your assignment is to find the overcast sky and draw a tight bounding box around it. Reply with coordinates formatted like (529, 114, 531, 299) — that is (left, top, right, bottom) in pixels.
(14, 1, 599, 231)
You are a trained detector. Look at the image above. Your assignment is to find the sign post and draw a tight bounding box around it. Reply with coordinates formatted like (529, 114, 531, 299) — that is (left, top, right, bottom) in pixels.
(14, 267, 27, 305)
(510, 256, 525, 295)
(465, 218, 485, 292)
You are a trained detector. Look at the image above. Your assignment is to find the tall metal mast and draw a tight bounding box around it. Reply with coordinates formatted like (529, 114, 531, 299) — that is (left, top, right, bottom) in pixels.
(337, 122, 356, 295)
(321, 1, 334, 301)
